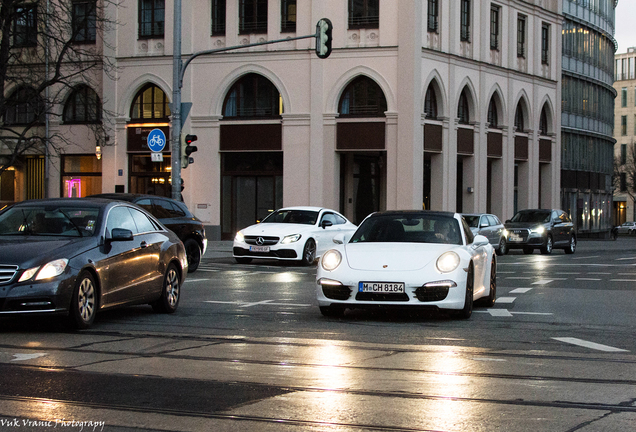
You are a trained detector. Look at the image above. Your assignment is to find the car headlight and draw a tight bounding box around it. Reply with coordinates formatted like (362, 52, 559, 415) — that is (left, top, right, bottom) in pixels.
(19, 259, 69, 282)
(281, 234, 301, 244)
(321, 250, 342, 271)
(530, 226, 545, 235)
(234, 231, 244, 242)
(502, 229, 509, 237)
(436, 252, 460, 273)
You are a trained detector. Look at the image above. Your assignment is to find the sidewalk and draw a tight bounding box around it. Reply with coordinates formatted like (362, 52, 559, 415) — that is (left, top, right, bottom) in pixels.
(203, 237, 636, 259)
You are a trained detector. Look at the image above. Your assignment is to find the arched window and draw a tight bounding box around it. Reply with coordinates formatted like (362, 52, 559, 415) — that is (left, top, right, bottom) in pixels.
(424, 85, 438, 120)
(514, 103, 525, 132)
(457, 89, 470, 124)
(223, 73, 282, 118)
(64, 85, 101, 123)
(3, 87, 44, 125)
(539, 106, 549, 135)
(487, 97, 498, 128)
(339, 76, 387, 117)
(130, 84, 171, 121)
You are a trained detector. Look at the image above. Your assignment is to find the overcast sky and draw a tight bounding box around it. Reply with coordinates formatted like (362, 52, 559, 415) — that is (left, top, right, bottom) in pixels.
(615, 2, 636, 53)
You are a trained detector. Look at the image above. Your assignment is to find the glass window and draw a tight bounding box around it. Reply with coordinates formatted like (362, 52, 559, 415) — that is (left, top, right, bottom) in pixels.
(211, 0, 226, 36)
(106, 207, 138, 234)
(153, 199, 185, 218)
(539, 106, 548, 135)
(134, 198, 154, 213)
(3, 87, 44, 125)
(72, 1, 97, 43)
(517, 15, 526, 58)
(487, 98, 498, 128)
(621, 144, 627, 165)
(61, 155, 102, 198)
(239, 0, 267, 34)
(339, 76, 387, 117)
(223, 73, 282, 118)
(490, 5, 499, 50)
(13, 4, 37, 47)
(541, 23, 550, 64)
(460, 0, 470, 42)
(457, 90, 470, 124)
(424, 85, 438, 120)
(622, 115, 627, 136)
(130, 207, 156, 233)
(63, 85, 101, 123)
(320, 213, 339, 226)
(130, 83, 171, 120)
(139, 0, 165, 38)
(281, 0, 296, 32)
(515, 104, 524, 132)
(348, 0, 379, 29)
(427, 0, 438, 33)
(622, 88, 627, 107)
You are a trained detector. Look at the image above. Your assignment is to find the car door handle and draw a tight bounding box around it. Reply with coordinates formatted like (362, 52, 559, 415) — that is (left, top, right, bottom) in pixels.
(140, 241, 148, 248)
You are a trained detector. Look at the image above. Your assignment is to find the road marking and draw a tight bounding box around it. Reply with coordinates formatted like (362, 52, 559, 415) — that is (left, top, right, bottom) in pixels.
(610, 279, 636, 282)
(487, 309, 513, 317)
(475, 310, 553, 316)
(509, 288, 532, 294)
(587, 272, 611, 275)
(204, 300, 312, 308)
(552, 337, 628, 352)
(472, 357, 507, 362)
(576, 278, 601, 281)
(196, 269, 219, 272)
(616, 257, 636, 261)
(495, 297, 516, 304)
(532, 279, 554, 285)
(497, 271, 516, 274)
(185, 279, 210, 283)
(11, 353, 47, 361)
(510, 311, 553, 315)
(506, 277, 532, 280)
(573, 255, 601, 260)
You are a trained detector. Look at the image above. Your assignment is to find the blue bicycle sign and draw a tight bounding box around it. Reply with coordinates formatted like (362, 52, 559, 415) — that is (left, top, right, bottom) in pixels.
(147, 129, 167, 152)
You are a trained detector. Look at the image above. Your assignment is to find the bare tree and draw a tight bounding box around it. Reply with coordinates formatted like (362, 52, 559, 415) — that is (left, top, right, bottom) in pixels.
(0, 0, 118, 179)
(613, 139, 636, 203)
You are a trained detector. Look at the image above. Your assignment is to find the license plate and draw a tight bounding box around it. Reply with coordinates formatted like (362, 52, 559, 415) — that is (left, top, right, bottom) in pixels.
(508, 233, 523, 242)
(358, 282, 405, 293)
(249, 246, 270, 252)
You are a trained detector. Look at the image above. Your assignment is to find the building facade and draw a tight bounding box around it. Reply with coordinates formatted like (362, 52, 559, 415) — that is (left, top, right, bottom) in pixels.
(2, 1, 564, 241)
(561, 0, 617, 236)
(613, 46, 636, 224)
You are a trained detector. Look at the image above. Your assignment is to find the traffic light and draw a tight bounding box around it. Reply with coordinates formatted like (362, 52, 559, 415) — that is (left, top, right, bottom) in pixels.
(315, 18, 332, 59)
(180, 133, 198, 169)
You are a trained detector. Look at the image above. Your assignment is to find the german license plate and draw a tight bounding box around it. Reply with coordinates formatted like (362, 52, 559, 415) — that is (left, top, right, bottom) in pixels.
(359, 282, 405, 293)
(249, 246, 270, 252)
(508, 233, 523, 242)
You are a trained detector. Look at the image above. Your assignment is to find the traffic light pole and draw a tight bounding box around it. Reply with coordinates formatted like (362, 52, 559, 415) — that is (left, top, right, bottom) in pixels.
(171, 6, 331, 200)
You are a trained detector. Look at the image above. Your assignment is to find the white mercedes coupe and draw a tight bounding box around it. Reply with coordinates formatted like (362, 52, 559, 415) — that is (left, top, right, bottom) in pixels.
(233, 207, 357, 265)
(316, 211, 497, 318)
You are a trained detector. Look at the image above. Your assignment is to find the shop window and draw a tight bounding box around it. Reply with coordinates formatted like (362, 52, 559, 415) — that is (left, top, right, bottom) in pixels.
(61, 155, 102, 198)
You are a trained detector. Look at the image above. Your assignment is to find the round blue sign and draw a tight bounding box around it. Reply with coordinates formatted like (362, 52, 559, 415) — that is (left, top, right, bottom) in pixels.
(147, 129, 167, 152)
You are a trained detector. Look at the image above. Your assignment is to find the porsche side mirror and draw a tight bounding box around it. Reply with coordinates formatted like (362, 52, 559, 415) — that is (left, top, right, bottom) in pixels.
(321, 220, 333, 229)
(472, 235, 489, 247)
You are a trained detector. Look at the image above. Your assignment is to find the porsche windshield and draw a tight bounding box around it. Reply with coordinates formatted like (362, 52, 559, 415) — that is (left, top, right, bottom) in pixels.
(261, 210, 318, 225)
(510, 211, 550, 223)
(0, 206, 100, 237)
(350, 214, 462, 245)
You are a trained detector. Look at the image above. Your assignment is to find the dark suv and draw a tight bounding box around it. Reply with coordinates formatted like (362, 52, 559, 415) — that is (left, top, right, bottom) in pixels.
(90, 194, 207, 272)
(504, 209, 576, 255)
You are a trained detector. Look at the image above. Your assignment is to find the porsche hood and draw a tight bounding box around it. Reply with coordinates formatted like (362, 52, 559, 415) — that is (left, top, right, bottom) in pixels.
(343, 242, 455, 271)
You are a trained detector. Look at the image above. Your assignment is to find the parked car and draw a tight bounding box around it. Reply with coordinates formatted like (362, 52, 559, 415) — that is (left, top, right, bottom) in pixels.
(90, 194, 207, 272)
(233, 207, 357, 265)
(0, 198, 187, 328)
(316, 210, 496, 318)
(462, 213, 507, 255)
(616, 221, 636, 235)
(504, 209, 576, 255)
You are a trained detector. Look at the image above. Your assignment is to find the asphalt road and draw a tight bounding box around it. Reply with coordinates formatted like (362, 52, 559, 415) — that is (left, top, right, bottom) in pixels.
(1, 238, 636, 431)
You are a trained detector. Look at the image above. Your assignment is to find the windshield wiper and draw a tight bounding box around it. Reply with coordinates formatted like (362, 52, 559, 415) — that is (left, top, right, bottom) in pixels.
(57, 209, 84, 237)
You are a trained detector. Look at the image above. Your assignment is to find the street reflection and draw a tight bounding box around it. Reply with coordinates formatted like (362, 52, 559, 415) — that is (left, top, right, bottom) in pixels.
(271, 272, 302, 284)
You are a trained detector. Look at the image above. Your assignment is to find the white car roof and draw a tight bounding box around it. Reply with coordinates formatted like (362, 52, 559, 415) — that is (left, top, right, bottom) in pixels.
(277, 206, 326, 212)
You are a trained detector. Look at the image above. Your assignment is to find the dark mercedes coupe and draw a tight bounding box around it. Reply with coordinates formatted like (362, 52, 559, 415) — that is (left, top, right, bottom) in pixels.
(0, 198, 187, 328)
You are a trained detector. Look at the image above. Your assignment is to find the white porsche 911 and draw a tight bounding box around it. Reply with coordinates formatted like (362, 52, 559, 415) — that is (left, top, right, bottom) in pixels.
(316, 211, 497, 318)
(233, 207, 357, 265)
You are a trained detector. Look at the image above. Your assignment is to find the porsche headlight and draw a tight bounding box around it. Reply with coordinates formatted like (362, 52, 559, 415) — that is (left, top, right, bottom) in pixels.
(321, 250, 342, 271)
(19, 259, 68, 282)
(281, 234, 301, 244)
(234, 231, 245, 242)
(436, 252, 460, 273)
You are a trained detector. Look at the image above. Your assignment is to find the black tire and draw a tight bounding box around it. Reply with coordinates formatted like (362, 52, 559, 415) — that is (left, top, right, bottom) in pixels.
(523, 247, 534, 255)
(540, 235, 553, 255)
(184, 238, 201, 273)
(319, 305, 345, 317)
(301, 239, 316, 265)
(564, 235, 576, 254)
(479, 258, 497, 307)
(68, 271, 97, 329)
(152, 263, 180, 313)
(457, 264, 474, 319)
(235, 257, 253, 264)
(496, 237, 507, 256)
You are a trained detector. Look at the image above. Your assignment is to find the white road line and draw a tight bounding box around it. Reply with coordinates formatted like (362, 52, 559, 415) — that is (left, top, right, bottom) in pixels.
(610, 279, 636, 282)
(552, 337, 628, 352)
(495, 297, 516, 304)
(509, 288, 533, 294)
(185, 279, 210, 283)
(497, 271, 516, 274)
(616, 257, 636, 261)
(204, 300, 312, 308)
(532, 279, 554, 285)
(576, 278, 601, 281)
(572, 255, 601, 260)
(195, 269, 219, 272)
(487, 309, 513, 317)
(586, 272, 611, 275)
(510, 311, 553, 316)
(475, 310, 553, 316)
(506, 277, 532, 280)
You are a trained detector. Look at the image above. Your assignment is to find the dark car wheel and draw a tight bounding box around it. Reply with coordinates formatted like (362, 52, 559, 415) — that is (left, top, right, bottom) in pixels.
(301, 239, 316, 265)
(496, 237, 507, 256)
(68, 271, 97, 329)
(540, 235, 553, 255)
(184, 238, 201, 273)
(319, 305, 345, 317)
(480, 258, 497, 307)
(457, 264, 474, 319)
(523, 247, 534, 254)
(235, 257, 253, 264)
(564, 235, 577, 254)
(152, 263, 180, 313)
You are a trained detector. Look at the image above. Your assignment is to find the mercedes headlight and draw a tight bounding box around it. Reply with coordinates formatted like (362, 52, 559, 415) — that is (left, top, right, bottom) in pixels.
(234, 231, 245, 242)
(19, 259, 68, 282)
(436, 252, 460, 273)
(281, 234, 301, 244)
(321, 250, 342, 271)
